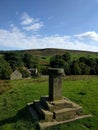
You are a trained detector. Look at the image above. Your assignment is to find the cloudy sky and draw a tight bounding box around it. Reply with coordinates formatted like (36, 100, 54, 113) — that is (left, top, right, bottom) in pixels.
(0, 0, 98, 51)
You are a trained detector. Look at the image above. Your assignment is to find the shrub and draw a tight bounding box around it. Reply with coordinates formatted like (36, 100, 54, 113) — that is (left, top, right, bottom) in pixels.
(18, 67, 31, 78)
(0, 57, 12, 79)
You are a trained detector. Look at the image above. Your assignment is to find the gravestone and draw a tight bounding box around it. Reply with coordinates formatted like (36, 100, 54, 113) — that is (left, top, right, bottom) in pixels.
(27, 68, 91, 130)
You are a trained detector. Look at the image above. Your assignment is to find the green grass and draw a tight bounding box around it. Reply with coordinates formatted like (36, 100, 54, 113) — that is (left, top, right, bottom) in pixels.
(39, 56, 51, 65)
(0, 76, 98, 130)
(70, 51, 98, 60)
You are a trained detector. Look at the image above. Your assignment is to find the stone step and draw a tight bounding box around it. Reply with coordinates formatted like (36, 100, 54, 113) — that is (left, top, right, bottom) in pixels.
(40, 96, 73, 112)
(50, 99, 73, 110)
(27, 102, 41, 121)
(40, 96, 54, 112)
(53, 107, 82, 121)
(33, 100, 53, 121)
(38, 114, 92, 130)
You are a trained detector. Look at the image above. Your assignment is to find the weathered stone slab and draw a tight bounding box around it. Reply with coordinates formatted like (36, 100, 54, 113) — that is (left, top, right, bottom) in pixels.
(50, 99, 73, 110)
(48, 68, 64, 101)
(40, 96, 73, 112)
(53, 107, 81, 121)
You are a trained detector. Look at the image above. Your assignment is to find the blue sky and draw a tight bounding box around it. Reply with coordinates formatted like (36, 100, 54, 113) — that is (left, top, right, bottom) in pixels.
(0, 0, 98, 51)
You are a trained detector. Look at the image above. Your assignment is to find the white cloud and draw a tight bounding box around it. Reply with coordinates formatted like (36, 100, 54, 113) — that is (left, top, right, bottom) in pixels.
(0, 27, 26, 49)
(23, 23, 43, 31)
(75, 31, 98, 41)
(21, 12, 33, 25)
(20, 12, 43, 31)
(0, 26, 98, 52)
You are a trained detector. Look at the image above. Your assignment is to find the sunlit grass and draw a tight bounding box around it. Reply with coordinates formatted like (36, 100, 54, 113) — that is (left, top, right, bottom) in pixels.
(0, 76, 98, 130)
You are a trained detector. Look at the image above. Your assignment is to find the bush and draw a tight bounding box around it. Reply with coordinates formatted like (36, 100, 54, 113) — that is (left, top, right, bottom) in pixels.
(50, 55, 65, 68)
(39, 66, 48, 75)
(0, 57, 12, 79)
(4, 52, 24, 70)
(18, 67, 31, 78)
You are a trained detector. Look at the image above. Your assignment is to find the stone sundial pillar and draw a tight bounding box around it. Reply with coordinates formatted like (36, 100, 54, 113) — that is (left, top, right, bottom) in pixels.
(48, 68, 64, 101)
(28, 67, 89, 129)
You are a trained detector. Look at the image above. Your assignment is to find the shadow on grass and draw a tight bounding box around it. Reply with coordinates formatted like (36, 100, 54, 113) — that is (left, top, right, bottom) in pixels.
(0, 106, 40, 130)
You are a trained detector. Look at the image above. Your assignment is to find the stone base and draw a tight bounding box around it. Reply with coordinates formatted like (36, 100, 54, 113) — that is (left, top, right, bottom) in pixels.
(40, 96, 74, 112)
(38, 114, 92, 130)
(27, 96, 91, 129)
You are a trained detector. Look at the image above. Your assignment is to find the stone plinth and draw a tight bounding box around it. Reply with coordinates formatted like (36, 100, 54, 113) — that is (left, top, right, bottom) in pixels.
(40, 96, 73, 112)
(27, 68, 91, 130)
(49, 68, 64, 101)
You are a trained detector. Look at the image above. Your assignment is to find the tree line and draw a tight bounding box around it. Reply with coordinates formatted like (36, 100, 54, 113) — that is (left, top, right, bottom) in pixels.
(50, 52, 98, 75)
(0, 51, 98, 79)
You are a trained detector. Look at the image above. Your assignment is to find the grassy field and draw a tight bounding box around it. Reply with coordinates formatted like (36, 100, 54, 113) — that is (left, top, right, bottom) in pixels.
(0, 76, 98, 130)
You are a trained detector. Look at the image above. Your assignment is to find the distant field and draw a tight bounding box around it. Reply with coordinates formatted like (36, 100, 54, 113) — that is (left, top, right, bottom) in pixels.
(0, 76, 98, 130)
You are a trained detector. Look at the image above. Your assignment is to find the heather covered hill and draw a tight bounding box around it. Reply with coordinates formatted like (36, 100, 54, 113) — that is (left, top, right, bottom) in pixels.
(0, 48, 98, 57)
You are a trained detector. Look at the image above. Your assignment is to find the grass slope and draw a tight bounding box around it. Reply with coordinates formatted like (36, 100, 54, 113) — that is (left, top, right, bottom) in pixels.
(23, 48, 98, 57)
(0, 76, 98, 130)
(1, 48, 98, 57)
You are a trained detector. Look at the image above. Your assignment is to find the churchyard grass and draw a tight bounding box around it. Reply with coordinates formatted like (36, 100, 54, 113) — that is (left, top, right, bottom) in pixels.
(0, 75, 98, 130)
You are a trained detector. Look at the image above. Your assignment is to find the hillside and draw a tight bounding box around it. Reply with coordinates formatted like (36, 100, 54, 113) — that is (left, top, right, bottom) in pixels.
(18, 48, 98, 57)
(1, 48, 98, 57)
(0, 48, 98, 79)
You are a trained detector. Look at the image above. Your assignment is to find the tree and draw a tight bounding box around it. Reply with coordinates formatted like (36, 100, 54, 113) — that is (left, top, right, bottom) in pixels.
(62, 52, 71, 61)
(79, 56, 87, 63)
(4, 52, 24, 70)
(64, 62, 71, 75)
(71, 60, 81, 75)
(87, 58, 97, 74)
(18, 67, 31, 78)
(79, 62, 91, 75)
(50, 55, 65, 68)
(23, 53, 39, 68)
(0, 57, 12, 79)
(95, 58, 98, 74)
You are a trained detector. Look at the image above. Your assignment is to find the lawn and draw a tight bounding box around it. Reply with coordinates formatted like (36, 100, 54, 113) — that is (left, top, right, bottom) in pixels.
(0, 76, 98, 130)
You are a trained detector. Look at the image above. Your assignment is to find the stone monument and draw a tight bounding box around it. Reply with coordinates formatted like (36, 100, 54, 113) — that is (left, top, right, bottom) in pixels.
(49, 68, 63, 101)
(28, 68, 91, 129)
